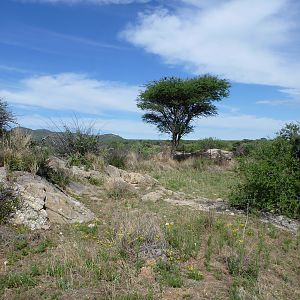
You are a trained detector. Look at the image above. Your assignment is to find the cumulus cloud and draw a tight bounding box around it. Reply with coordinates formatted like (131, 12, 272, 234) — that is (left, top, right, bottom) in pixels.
(0, 73, 139, 114)
(19, 0, 150, 4)
(122, 0, 300, 101)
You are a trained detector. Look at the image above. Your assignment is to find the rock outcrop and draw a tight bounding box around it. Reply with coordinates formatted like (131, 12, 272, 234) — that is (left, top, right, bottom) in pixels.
(47, 156, 105, 182)
(47, 156, 157, 188)
(204, 149, 234, 160)
(1, 171, 94, 230)
(105, 165, 158, 187)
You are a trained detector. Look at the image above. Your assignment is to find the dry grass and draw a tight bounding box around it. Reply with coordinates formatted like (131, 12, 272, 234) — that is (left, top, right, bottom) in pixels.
(1, 153, 300, 299)
(1, 191, 299, 300)
(104, 178, 137, 200)
(112, 211, 167, 259)
(0, 129, 48, 175)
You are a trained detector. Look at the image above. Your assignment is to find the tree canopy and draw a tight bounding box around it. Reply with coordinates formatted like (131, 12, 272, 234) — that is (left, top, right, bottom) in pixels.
(137, 75, 230, 151)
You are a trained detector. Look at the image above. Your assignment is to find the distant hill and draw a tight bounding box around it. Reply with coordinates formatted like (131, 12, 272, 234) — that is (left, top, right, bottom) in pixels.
(98, 134, 125, 143)
(11, 127, 125, 143)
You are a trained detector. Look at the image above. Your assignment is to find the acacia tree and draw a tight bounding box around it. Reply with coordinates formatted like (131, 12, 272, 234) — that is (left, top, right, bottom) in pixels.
(0, 98, 17, 136)
(137, 75, 230, 152)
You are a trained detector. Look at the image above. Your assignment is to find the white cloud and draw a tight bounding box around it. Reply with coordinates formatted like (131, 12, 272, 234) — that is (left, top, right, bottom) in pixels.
(188, 114, 290, 139)
(19, 0, 150, 4)
(257, 87, 300, 105)
(122, 0, 300, 101)
(0, 73, 139, 114)
(1, 72, 294, 139)
(17, 111, 291, 140)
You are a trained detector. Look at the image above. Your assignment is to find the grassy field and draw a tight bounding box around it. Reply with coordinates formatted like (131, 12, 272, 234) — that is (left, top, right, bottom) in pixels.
(1, 163, 300, 300)
(150, 168, 238, 200)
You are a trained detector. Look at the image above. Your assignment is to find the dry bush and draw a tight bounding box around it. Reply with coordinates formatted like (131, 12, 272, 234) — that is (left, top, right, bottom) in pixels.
(112, 211, 167, 259)
(124, 151, 140, 170)
(49, 119, 100, 157)
(128, 151, 179, 172)
(67, 152, 105, 171)
(2, 129, 32, 152)
(84, 153, 105, 171)
(0, 129, 43, 174)
(128, 151, 234, 174)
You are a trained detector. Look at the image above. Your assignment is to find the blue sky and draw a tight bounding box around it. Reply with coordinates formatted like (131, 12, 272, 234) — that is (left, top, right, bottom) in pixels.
(0, 0, 299, 140)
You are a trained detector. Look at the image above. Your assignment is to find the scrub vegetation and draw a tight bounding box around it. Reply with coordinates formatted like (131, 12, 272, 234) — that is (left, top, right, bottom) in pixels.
(0, 98, 300, 300)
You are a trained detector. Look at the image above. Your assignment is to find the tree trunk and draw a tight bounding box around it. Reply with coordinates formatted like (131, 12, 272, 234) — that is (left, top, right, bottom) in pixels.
(171, 132, 180, 156)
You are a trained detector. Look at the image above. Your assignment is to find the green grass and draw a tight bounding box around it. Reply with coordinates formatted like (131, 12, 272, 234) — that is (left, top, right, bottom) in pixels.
(186, 266, 204, 281)
(7, 238, 53, 265)
(0, 271, 37, 290)
(154, 259, 183, 288)
(151, 168, 238, 199)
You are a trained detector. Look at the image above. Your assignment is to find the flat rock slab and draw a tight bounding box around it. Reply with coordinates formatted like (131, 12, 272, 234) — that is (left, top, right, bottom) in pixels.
(12, 173, 95, 230)
(66, 181, 88, 195)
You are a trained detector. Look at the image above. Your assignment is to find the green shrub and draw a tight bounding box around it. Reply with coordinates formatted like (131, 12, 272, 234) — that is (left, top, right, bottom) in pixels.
(0, 185, 19, 224)
(278, 122, 300, 160)
(230, 137, 300, 218)
(178, 138, 231, 153)
(232, 139, 258, 156)
(107, 151, 126, 169)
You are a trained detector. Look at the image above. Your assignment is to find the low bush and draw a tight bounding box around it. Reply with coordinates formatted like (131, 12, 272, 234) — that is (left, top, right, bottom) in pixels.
(0, 185, 19, 224)
(230, 128, 300, 218)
